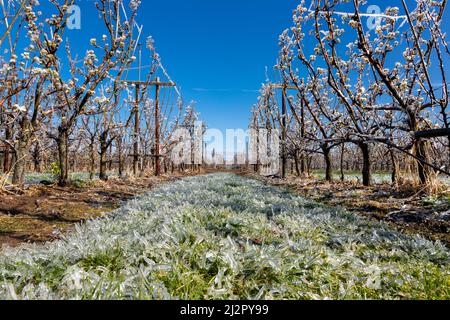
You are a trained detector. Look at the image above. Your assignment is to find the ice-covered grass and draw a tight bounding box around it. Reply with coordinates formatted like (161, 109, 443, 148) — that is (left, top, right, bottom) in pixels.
(313, 170, 393, 184)
(14, 172, 117, 185)
(313, 170, 450, 186)
(0, 173, 449, 300)
(4, 172, 93, 185)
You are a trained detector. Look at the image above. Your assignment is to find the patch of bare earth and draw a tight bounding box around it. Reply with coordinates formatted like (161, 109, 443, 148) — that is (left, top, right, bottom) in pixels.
(0, 173, 195, 248)
(244, 173, 450, 246)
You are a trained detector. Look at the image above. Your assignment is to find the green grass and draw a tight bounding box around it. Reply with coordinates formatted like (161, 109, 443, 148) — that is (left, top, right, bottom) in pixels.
(312, 170, 393, 184)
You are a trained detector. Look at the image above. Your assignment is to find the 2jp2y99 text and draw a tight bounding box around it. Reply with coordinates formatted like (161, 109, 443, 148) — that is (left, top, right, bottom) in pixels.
(180, 304, 270, 318)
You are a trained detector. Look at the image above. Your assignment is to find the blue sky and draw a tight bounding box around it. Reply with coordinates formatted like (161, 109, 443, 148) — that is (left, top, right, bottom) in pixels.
(66, 0, 301, 132)
(134, 0, 301, 132)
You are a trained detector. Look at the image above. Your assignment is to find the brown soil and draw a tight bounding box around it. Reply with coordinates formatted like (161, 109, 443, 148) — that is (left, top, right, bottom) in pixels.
(0, 173, 194, 248)
(244, 173, 450, 246)
(3, 170, 449, 249)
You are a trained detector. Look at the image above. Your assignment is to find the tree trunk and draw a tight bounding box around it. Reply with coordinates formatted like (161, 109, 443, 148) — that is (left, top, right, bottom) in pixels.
(11, 141, 27, 187)
(390, 148, 397, 185)
(89, 138, 95, 180)
(12, 119, 31, 187)
(301, 154, 306, 174)
(118, 139, 124, 178)
(359, 142, 371, 187)
(307, 156, 311, 175)
(447, 135, 450, 171)
(108, 144, 113, 171)
(57, 129, 69, 187)
(70, 153, 75, 173)
(322, 145, 333, 182)
(294, 150, 300, 176)
(99, 132, 108, 181)
(3, 126, 12, 173)
(33, 142, 41, 173)
(340, 143, 345, 182)
(414, 138, 431, 185)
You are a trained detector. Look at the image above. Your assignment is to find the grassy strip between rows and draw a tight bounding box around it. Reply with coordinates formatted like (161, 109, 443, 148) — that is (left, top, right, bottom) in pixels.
(0, 173, 449, 299)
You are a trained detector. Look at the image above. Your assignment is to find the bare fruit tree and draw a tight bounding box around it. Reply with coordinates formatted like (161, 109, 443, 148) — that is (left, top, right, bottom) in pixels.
(255, 0, 449, 189)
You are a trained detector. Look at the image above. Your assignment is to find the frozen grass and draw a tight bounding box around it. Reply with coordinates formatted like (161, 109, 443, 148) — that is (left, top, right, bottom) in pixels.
(313, 170, 393, 184)
(21, 172, 116, 185)
(23, 173, 55, 185)
(313, 170, 450, 186)
(0, 173, 449, 300)
(3, 172, 92, 185)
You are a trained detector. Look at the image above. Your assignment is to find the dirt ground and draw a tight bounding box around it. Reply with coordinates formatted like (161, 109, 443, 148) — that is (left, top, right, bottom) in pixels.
(2, 170, 450, 248)
(0, 173, 193, 248)
(245, 173, 450, 246)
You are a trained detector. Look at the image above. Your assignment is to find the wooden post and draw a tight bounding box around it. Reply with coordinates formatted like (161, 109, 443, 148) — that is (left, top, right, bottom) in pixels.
(133, 84, 140, 175)
(2, 96, 12, 173)
(269, 83, 297, 178)
(138, 44, 142, 82)
(155, 77, 161, 176)
(281, 85, 287, 178)
(300, 97, 306, 174)
(119, 79, 176, 176)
